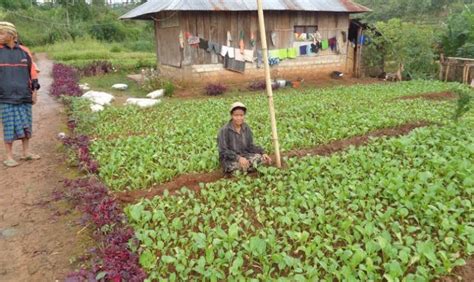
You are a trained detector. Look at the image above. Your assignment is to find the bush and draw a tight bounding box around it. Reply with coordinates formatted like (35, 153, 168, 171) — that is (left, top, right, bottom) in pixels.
(141, 71, 175, 97)
(363, 19, 437, 79)
(78, 60, 114, 77)
(205, 83, 227, 96)
(248, 80, 279, 91)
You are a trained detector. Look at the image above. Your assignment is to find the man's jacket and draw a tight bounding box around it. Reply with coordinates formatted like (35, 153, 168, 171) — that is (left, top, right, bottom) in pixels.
(0, 43, 39, 104)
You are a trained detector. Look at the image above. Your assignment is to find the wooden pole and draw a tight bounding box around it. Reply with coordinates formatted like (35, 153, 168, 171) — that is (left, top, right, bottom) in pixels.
(256, 0, 281, 168)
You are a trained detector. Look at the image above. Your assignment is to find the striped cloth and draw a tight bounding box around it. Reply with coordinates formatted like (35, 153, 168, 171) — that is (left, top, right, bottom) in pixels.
(0, 103, 32, 143)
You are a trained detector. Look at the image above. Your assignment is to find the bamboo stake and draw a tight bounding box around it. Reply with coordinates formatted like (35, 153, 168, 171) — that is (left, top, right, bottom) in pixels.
(256, 0, 282, 168)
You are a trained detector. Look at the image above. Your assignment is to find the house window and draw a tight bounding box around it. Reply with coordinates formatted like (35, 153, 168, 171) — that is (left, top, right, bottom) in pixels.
(294, 25, 318, 41)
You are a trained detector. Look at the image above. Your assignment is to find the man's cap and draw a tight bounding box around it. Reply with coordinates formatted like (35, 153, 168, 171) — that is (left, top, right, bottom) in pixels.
(0, 22, 17, 37)
(230, 102, 247, 114)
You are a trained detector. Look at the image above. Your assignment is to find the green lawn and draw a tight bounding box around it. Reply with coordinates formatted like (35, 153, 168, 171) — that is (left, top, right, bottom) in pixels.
(80, 72, 148, 98)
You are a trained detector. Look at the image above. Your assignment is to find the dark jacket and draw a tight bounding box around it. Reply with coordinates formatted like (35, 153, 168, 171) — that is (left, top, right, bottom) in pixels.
(0, 43, 39, 104)
(217, 121, 264, 163)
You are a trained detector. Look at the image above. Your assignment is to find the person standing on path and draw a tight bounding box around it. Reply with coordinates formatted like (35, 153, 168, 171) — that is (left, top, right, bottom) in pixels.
(217, 102, 272, 173)
(0, 22, 41, 167)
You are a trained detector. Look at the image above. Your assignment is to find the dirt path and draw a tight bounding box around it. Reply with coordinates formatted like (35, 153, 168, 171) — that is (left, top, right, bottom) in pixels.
(0, 54, 85, 281)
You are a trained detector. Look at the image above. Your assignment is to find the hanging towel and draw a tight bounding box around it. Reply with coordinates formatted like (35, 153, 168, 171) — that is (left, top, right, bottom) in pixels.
(235, 48, 245, 62)
(207, 41, 221, 54)
(287, 47, 297, 59)
(278, 48, 288, 60)
(299, 45, 308, 56)
(243, 49, 254, 62)
(227, 31, 233, 46)
(199, 38, 209, 50)
(321, 39, 329, 50)
(306, 45, 311, 54)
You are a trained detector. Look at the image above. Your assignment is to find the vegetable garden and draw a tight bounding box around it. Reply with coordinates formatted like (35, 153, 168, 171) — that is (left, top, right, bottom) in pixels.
(75, 81, 457, 191)
(67, 80, 473, 280)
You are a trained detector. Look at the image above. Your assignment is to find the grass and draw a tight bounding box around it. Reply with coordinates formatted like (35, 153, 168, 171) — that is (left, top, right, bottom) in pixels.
(35, 37, 156, 71)
(80, 72, 148, 98)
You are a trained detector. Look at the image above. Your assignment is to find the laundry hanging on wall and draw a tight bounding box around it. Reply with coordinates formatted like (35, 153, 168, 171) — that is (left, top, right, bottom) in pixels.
(207, 41, 221, 54)
(180, 29, 345, 73)
(199, 38, 209, 50)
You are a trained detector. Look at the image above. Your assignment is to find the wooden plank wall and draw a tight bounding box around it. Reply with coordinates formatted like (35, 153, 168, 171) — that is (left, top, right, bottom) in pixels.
(155, 11, 350, 67)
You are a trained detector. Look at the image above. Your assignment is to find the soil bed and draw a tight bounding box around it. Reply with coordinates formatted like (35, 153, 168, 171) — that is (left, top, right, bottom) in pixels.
(396, 91, 457, 101)
(114, 121, 432, 204)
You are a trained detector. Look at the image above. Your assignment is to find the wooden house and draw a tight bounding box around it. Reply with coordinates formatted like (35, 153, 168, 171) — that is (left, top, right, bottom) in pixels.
(121, 0, 370, 83)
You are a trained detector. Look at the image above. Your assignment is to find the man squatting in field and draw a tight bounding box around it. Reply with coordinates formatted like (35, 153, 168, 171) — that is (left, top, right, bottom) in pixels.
(217, 102, 272, 173)
(0, 22, 41, 167)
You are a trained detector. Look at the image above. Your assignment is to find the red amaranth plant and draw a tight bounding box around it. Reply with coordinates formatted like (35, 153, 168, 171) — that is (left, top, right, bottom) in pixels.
(62, 135, 99, 174)
(61, 178, 146, 282)
(51, 64, 82, 98)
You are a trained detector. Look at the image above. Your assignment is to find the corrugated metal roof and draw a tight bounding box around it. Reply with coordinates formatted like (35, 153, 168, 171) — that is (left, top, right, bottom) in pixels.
(121, 0, 371, 20)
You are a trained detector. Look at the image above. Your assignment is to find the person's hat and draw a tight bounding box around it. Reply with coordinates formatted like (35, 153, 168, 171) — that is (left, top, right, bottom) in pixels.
(0, 22, 17, 37)
(230, 102, 247, 114)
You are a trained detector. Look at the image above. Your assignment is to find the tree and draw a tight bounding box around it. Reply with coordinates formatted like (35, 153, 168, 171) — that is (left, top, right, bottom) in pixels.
(441, 5, 474, 58)
(363, 19, 437, 79)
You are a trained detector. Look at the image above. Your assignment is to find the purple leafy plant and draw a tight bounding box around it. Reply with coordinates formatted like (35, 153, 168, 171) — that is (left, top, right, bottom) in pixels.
(51, 64, 82, 98)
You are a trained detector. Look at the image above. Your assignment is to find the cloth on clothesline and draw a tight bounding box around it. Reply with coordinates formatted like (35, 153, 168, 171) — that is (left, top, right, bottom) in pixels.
(239, 31, 245, 54)
(287, 47, 297, 59)
(227, 31, 233, 46)
(224, 55, 245, 73)
(179, 31, 184, 48)
(329, 37, 337, 51)
(235, 48, 245, 62)
(243, 49, 254, 62)
(271, 32, 278, 46)
(268, 57, 280, 66)
(310, 43, 319, 54)
(250, 32, 256, 47)
(256, 50, 263, 68)
(321, 39, 329, 50)
(207, 41, 221, 54)
(299, 45, 308, 55)
(269, 49, 279, 59)
(278, 48, 288, 60)
(314, 31, 322, 43)
(220, 46, 235, 58)
(199, 38, 209, 50)
(187, 35, 200, 45)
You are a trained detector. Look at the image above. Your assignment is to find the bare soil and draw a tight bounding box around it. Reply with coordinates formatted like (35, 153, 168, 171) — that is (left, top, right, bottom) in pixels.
(284, 121, 432, 158)
(0, 54, 89, 281)
(396, 91, 458, 101)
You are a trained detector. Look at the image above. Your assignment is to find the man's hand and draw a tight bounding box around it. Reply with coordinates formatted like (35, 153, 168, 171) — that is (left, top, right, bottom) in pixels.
(238, 156, 250, 170)
(262, 154, 272, 164)
(32, 91, 38, 105)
